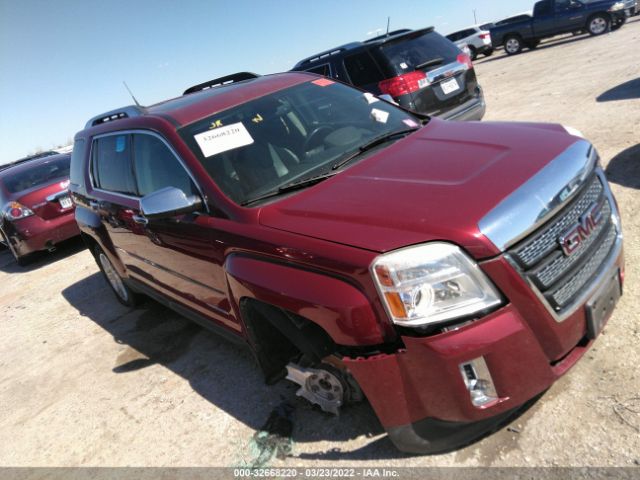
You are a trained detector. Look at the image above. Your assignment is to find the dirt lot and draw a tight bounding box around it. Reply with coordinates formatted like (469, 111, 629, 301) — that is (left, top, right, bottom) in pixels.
(1, 20, 639, 468)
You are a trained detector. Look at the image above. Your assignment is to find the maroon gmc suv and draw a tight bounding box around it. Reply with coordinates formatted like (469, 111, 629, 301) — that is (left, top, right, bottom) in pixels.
(70, 72, 624, 454)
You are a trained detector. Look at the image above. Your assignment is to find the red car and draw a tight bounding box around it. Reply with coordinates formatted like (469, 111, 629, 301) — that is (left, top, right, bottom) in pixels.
(0, 153, 79, 265)
(71, 72, 623, 453)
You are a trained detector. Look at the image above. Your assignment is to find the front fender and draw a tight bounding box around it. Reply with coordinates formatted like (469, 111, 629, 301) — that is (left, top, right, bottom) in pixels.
(225, 254, 387, 346)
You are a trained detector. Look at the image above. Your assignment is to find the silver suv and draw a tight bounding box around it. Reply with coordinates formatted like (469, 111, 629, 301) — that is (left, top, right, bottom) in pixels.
(446, 26, 493, 60)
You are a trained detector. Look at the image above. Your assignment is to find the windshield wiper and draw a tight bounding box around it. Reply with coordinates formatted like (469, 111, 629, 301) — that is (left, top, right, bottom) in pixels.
(331, 128, 419, 171)
(416, 57, 443, 69)
(240, 172, 337, 206)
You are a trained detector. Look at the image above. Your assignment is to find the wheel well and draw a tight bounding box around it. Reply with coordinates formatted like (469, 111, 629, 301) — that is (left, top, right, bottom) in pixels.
(79, 232, 98, 259)
(587, 11, 611, 24)
(239, 298, 338, 384)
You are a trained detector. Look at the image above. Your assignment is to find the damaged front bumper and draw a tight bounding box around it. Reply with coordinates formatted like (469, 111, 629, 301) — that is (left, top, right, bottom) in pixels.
(343, 302, 605, 454)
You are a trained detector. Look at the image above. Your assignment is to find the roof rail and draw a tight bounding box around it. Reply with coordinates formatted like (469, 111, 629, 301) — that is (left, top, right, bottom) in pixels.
(183, 72, 260, 95)
(84, 105, 145, 129)
(293, 42, 362, 68)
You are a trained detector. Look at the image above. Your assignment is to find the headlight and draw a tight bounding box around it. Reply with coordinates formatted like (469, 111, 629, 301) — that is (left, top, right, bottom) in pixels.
(562, 125, 585, 138)
(371, 243, 502, 327)
(609, 1, 625, 10)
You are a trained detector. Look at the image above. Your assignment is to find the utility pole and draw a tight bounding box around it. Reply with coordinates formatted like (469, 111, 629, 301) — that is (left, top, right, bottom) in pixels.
(473, 9, 478, 24)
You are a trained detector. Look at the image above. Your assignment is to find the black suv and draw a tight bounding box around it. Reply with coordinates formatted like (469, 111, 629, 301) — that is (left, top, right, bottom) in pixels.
(292, 28, 485, 121)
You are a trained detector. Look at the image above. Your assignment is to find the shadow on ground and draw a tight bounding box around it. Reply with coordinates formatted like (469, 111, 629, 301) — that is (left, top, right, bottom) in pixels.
(606, 143, 640, 189)
(0, 236, 86, 273)
(61, 273, 396, 459)
(597, 77, 640, 102)
(62, 271, 547, 461)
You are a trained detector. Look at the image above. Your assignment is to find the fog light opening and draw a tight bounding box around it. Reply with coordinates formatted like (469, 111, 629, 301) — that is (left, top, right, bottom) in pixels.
(459, 357, 498, 407)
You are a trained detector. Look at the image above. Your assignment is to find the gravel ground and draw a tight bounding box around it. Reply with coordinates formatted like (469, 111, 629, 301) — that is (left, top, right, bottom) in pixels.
(1, 19, 639, 469)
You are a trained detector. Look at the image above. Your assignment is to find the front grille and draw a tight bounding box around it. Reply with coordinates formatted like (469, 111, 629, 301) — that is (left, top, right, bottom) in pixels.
(507, 173, 618, 314)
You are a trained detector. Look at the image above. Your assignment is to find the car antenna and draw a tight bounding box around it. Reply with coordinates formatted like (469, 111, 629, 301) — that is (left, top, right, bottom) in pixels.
(122, 81, 141, 107)
(386, 16, 391, 36)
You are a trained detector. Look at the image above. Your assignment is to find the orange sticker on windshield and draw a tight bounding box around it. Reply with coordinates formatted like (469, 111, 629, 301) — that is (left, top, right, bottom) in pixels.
(312, 78, 334, 87)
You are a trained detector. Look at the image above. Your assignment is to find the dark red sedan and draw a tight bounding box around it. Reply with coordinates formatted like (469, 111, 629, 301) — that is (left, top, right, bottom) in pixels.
(0, 153, 79, 265)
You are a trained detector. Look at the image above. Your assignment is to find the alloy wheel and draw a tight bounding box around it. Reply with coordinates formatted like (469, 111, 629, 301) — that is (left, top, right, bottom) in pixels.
(99, 252, 129, 302)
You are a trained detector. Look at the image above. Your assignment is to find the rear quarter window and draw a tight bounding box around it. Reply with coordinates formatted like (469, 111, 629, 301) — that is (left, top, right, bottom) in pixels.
(305, 64, 332, 77)
(343, 52, 385, 87)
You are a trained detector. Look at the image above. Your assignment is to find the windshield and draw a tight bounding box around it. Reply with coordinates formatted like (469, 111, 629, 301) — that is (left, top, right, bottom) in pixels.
(1, 155, 71, 194)
(179, 80, 421, 205)
(380, 31, 461, 74)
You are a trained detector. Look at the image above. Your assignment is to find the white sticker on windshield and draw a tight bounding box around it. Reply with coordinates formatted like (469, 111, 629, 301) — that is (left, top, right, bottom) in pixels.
(363, 92, 379, 105)
(370, 108, 389, 124)
(194, 122, 254, 157)
(400, 62, 408, 69)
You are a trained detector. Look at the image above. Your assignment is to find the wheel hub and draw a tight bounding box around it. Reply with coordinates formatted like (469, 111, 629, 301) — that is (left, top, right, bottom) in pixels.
(285, 364, 345, 415)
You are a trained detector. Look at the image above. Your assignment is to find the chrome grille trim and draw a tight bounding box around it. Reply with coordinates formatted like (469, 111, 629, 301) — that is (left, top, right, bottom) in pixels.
(504, 168, 623, 323)
(479, 140, 597, 251)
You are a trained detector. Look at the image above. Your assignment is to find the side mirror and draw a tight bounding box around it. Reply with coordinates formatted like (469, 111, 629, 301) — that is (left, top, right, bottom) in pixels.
(139, 186, 202, 220)
(378, 94, 399, 105)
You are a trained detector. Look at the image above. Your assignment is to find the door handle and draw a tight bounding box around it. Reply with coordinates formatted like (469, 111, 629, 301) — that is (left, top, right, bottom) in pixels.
(132, 215, 149, 226)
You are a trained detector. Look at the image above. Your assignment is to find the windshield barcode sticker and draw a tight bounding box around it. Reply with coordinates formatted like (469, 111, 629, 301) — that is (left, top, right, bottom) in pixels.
(194, 122, 254, 158)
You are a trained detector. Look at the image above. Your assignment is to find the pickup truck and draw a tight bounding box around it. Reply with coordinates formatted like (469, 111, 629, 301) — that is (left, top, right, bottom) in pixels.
(491, 0, 632, 55)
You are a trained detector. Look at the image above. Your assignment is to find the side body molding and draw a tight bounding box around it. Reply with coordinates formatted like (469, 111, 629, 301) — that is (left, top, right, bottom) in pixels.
(224, 254, 386, 346)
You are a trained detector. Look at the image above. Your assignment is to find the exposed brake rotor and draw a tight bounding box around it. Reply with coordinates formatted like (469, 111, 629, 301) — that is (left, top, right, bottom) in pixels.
(285, 362, 362, 415)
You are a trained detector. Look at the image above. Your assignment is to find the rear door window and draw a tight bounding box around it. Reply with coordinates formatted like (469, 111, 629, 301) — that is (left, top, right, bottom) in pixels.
(132, 133, 198, 197)
(343, 52, 385, 87)
(534, 0, 553, 16)
(91, 134, 137, 195)
(380, 31, 460, 75)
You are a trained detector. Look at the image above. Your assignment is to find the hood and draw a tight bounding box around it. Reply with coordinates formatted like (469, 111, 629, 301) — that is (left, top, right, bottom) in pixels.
(259, 119, 580, 259)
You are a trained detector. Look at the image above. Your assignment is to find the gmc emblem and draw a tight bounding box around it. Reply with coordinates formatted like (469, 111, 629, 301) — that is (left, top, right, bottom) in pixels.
(558, 201, 605, 257)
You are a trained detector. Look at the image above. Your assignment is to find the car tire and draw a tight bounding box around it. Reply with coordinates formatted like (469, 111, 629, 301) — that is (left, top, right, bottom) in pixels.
(468, 45, 478, 60)
(504, 35, 523, 55)
(94, 245, 139, 307)
(587, 14, 610, 35)
(484, 48, 494, 57)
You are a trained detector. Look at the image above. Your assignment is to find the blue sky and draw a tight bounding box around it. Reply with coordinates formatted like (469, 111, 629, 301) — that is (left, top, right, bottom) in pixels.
(0, 0, 533, 164)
